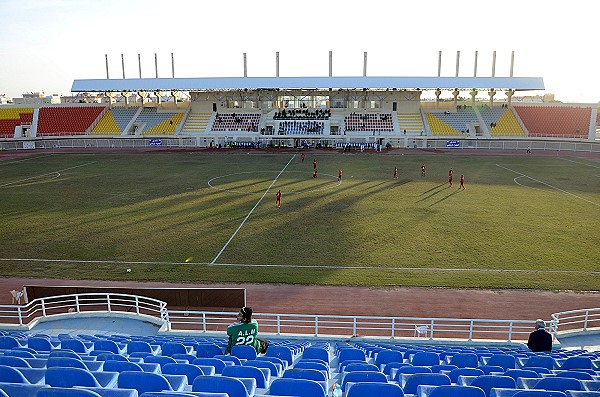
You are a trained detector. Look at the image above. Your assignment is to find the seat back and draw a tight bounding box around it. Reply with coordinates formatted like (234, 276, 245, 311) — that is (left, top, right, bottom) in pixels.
(27, 337, 54, 352)
(346, 382, 404, 397)
(534, 376, 583, 392)
(344, 363, 379, 372)
(58, 340, 88, 354)
(195, 343, 223, 358)
(560, 356, 593, 370)
(553, 370, 593, 380)
(160, 342, 187, 357)
(449, 353, 479, 368)
(192, 375, 250, 397)
(411, 351, 440, 366)
(487, 354, 516, 370)
(144, 356, 177, 369)
(283, 368, 326, 382)
(448, 367, 484, 383)
(231, 345, 257, 361)
(45, 367, 101, 388)
(0, 356, 31, 368)
(513, 391, 568, 397)
(222, 365, 268, 388)
(503, 369, 541, 382)
(266, 346, 294, 366)
(0, 365, 30, 384)
(523, 356, 556, 370)
(47, 357, 87, 369)
(469, 375, 516, 396)
(126, 341, 154, 355)
(117, 371, 173, 394)
(393, 366, 432, 381)
(162, 363, 204, 385)
(193, 358, 227, 374)
(102, 360, 143, 373)
(427, 385, 486, 397)
(268, 378, 326, 397)
(36, 388, 102, 397)
(302, 347, 329, 363)
(0, 336, 21, 349)
(402, 373, 451, 394)
(342, 370, 388, 391)
(338, 348, 366, 364)
(243, 359, 280, 377)
(374, 350, 404, 367)
(93, 340, 121, 354)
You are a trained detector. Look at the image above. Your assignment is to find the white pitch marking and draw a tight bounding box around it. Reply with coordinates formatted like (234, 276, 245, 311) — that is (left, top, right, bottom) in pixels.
(496, 163, 600, 207)
(0, 161, 97, 188)
(210, 155, 296, 264)
(1, 257, 599, 275)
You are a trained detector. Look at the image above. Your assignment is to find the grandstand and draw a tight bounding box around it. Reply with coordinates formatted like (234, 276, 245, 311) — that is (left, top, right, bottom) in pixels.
(0, 74, 597, 151)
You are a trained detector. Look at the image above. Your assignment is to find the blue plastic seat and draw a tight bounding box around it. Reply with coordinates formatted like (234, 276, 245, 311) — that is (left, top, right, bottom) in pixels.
(193, 358, 227, 374)
(421, 385, 486, 397)
(469, 375, 516, 397)
(346, 382, 404, 397)
(401, 373, 451, 395)
(140, 393, 227, 397)
(341, 370, 387, 392)
(144, 356, 177, 369)
(266, 346, 294, 366)
(256, 356, 287, 371)
(195, 344, 223, 358)
(0, 336, 21, 349)
(59, 339, 91, 354)
(449, 353, 479, 368)
(192, 375, 252, 397)
(214, 355, 242, 366)
(477, 365, 505, 374)
(47, 357, 88, 369)
(293, 361, 328, 377)
(93, 341, 124, 355)
(117, 371, 173, 394)
(27, 338, 54, 352)
(337, 348, 366, 365)
(162, 363, 205, 385)
(522, 356, 556, 370)
(243, 359, 281, 377)
(0, 383, 48, 397)
(448, 367, 485, 383)
(45, 367, 101, 388)
(503, 369, 541, 382)
(411, 352, 441, 366)
(268, 378, 326, 397)
(222, 365, 268, 388)
(560, 356, 593, 370)
(392, 365, 432, 382)
(533, 376, 583, 392)
(231, 345, 257, 361)
(487, 354, 517, 370)
(553, 370, 593, 380)
(374, 349, 404, 368)
(512, 391, 567, 397)
(283, 368, 326, 382)
(0, 365, 30, 384)
(383, 362, 410, 376)
(160, 343, 189, 357)
(344, 363, 379, 372)
(0, 356, 32, 368)
(36, 388, 102, 397)
(126, 341, 159, 355)
(302, 347, 329, 363)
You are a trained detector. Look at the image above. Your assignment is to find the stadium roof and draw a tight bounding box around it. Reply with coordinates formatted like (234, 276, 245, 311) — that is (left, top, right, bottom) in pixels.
(71, 76, 544, 92)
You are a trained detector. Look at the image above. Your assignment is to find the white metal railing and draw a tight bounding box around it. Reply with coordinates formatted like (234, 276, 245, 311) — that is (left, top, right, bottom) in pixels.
(166, 310, 535, 342)
(0, 293, 595, 343)
(0, 293, 168, 327)
(551, 307, 600, 334)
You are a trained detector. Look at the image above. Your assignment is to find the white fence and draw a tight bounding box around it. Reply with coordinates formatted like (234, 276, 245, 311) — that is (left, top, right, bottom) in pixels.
(2, 293, 596, 343)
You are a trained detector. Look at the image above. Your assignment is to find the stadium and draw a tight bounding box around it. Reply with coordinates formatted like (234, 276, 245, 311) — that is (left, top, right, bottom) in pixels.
(1, 42, 600, 397)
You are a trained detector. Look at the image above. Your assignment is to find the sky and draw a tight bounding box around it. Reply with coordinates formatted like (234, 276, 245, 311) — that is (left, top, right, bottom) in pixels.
(0, 0, 598, 103)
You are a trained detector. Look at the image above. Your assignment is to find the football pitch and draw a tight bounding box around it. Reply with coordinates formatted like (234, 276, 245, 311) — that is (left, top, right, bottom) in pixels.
(0, 150, 598, 291)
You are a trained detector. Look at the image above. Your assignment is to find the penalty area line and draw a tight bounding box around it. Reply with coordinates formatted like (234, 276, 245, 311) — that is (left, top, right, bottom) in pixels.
(209, 154, 296, 265)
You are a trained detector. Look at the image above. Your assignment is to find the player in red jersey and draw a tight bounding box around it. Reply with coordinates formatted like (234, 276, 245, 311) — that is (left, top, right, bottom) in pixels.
(313, 159, 317, 169)
(312, 170, 318, 178)
(338, 168, 342, 182)
(421, 164, 426, 177)
(448, 168, 454, 187)
(275, 190, 281, 207)
(460, 175, 465, 190)
(301, 153, 305, 162)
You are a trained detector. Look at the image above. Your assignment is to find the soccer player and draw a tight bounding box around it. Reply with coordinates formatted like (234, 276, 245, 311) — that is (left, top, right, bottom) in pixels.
(301, 153, 305, 162)
(338, 168, 342, 182)
(421, 164, 426, 177)
(275, 190, 281, 208)
(226, 306, 269, 354)
(313, 159, 317, 169)
(448, 168, 454, 187)
(313, 170, 318, 178)
(393, 167, 398, 179)
(460, 174, 465, 190)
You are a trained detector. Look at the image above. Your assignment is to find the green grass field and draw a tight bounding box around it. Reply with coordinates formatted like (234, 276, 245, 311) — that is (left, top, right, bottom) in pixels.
(1, 150, 599, 290)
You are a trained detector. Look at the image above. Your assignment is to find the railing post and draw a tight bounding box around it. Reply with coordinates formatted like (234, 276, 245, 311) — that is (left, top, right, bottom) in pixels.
(202, 313, 206, 332)
(353, 317, 357, 336)
(468, 320, 474, 341)
(107, 294, 111, 312)
(315, 316, 319, 337)
(507, 321, 513, 342)
(429, 319, 435, 340)
(17, 306, 23, 325)
(75, 295, 80, 313)
(41, 299, 46, 317)
(277, 315, 281, 335)
(135, 296, 140, 315)
(584, 310, 589, 331)
(391, 318, 395, 339)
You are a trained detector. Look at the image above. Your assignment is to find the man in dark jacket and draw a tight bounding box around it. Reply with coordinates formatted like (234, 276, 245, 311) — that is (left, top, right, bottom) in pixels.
(527, 319, 553, 352)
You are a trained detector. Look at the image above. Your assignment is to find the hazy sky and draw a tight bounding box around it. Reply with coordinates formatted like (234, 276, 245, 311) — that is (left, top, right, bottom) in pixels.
(1, 0, 598, 102)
